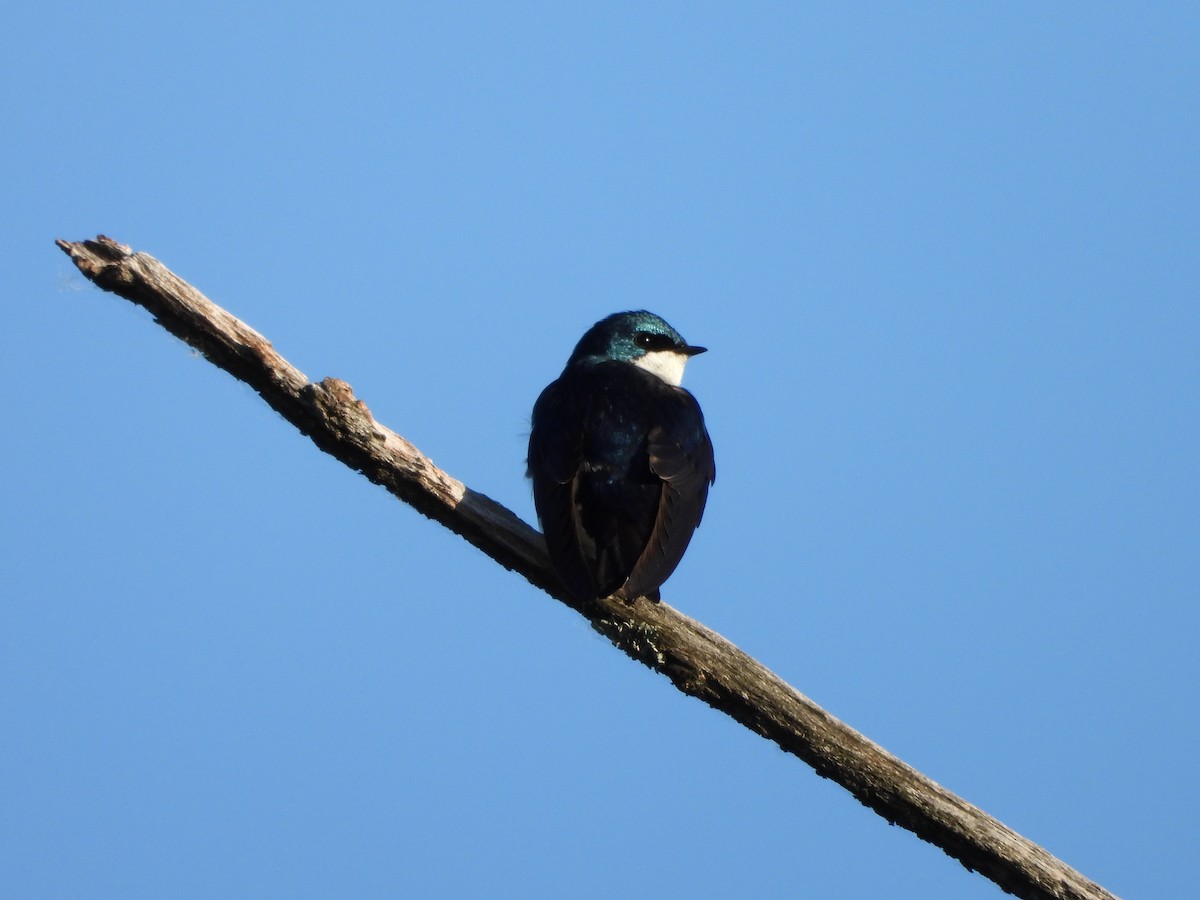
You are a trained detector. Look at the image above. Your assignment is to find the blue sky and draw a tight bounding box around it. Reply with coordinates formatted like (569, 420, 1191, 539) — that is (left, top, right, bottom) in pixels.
(3, 4, 1197, 898)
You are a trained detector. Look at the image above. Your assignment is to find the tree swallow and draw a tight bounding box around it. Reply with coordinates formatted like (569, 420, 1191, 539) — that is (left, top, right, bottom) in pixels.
(528, 311, 715, 603)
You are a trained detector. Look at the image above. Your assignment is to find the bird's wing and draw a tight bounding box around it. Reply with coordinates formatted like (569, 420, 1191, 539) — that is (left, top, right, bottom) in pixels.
(619, 388, 715, 602)
(528, 379, 598, 603)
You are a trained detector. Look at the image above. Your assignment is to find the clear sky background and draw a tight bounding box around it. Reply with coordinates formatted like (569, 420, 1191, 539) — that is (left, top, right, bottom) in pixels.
(3, 4, 1197, 898)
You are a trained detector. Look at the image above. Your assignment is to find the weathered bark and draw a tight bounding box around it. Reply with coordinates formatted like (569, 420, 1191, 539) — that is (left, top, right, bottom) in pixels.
(56, 235, 1119, 900)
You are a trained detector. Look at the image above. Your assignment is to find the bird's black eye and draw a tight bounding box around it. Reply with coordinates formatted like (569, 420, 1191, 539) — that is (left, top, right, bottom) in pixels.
(634, 331, 676, 352)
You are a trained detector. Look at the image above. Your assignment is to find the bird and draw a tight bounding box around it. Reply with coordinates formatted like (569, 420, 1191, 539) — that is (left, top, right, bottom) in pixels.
(527, 310, 715, 603)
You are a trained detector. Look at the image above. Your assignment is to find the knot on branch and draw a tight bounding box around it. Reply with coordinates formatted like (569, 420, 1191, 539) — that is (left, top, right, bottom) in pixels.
(300, 377, 379, 444)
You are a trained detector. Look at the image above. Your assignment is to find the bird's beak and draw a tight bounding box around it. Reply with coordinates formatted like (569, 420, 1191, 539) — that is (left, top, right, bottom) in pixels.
(684, 344, 707, 357)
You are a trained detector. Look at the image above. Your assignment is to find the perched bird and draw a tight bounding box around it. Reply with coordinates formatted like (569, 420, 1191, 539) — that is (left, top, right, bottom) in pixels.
(528, 311, 715, 603)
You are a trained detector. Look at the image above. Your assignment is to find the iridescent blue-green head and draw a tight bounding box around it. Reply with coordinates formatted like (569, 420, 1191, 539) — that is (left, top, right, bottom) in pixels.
(566, 310, 706, 386)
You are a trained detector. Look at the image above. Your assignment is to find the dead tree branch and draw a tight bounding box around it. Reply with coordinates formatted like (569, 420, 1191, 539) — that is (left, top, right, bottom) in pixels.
(56, 235, 1118, 900)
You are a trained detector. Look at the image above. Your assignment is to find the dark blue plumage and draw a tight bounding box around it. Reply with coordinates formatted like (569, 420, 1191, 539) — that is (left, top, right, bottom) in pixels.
(527, 311, 715, 603)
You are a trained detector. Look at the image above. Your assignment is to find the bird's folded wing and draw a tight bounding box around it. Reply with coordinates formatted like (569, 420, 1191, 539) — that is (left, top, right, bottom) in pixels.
(620, 390, 715, 601)
(529, 381, 597, 602)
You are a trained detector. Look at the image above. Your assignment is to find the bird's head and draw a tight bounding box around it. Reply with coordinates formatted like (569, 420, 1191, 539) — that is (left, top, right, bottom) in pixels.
(567, 310, 706, 386)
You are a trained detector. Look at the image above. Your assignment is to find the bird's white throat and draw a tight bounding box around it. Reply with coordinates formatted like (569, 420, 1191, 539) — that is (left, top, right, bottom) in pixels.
(632, 349, 689, 386)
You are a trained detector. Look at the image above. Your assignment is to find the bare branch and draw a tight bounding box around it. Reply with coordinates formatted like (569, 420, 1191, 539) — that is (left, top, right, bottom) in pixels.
(56, 235, 1119, 900)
